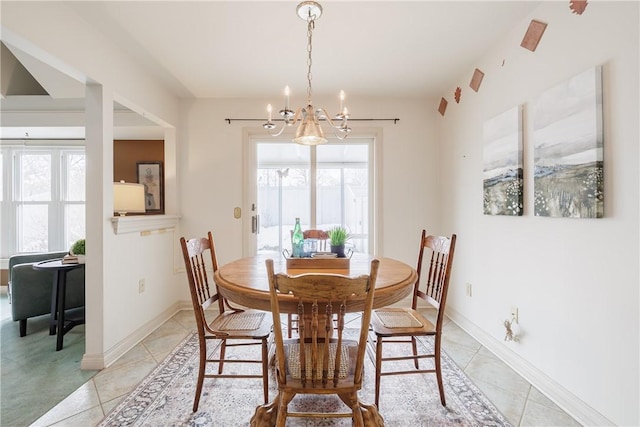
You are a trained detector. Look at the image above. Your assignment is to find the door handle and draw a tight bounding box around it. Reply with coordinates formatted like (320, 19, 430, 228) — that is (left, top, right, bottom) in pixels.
(252, 215, 260, 234)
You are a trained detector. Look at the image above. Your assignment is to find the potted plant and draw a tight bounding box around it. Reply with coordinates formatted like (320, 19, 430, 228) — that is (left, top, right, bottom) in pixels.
(70, 238, 86, 264)
(327, 226, 351, 258)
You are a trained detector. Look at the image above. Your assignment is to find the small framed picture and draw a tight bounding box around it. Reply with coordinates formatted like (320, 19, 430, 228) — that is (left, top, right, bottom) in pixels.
(136, 161, 164, 214)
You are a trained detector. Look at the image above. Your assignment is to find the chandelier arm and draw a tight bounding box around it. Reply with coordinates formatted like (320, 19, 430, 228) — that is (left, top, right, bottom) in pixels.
(265, 107, 304, 136)
(334, 132, 349, 141)
(287, 107, 304, 127)
(315, 108, 348, 130)
(268, 121, 288, 137)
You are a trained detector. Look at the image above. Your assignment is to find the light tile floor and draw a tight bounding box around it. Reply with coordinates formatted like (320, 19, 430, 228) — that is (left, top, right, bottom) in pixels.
(30, 309, 581, 427)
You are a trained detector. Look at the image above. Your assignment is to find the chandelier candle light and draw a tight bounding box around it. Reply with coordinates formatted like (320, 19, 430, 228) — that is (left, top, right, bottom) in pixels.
(263, 1, 350, 146)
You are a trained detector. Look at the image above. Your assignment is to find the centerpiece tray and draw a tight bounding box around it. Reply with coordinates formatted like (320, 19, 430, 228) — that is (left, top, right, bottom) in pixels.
(283, 250, 351, 270)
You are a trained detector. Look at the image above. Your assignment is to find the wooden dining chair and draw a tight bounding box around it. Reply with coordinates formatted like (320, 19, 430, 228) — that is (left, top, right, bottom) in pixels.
(287, 229, 331, 338)
(266, 257, 380, 426)
(179, 231, 272, 412)
(368, 230, 457, 408)
(303, 229, 330, 251)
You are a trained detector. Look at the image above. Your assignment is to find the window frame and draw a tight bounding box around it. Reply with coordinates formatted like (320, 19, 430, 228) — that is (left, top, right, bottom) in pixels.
(0, 144, 86, 257)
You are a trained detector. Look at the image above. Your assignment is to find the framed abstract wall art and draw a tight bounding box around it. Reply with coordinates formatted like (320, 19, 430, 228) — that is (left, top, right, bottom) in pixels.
(533, 66, 603, 218)
(483, 105, 523, 216)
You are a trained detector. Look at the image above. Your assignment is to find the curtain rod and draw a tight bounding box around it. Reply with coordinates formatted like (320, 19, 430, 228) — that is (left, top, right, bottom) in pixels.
(224, 118, 400, 124)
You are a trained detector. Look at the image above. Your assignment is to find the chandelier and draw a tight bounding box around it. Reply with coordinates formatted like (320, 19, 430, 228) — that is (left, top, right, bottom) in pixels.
(263, 1, 350, 146)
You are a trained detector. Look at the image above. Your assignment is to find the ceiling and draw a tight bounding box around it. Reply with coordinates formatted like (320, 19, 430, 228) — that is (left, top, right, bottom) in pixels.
(1, 1, 542, 137)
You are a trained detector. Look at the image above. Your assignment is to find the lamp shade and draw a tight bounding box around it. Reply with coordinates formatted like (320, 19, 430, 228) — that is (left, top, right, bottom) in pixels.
(293, 106, 327, 146)
(113, 181, 146, 216)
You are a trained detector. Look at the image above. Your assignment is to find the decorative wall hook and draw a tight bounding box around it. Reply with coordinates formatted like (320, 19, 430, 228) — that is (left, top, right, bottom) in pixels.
(504, 317, 520, 342)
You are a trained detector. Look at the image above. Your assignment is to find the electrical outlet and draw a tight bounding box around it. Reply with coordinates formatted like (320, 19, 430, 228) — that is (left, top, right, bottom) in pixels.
(510, 306, 518, 323)
(466, 283, 472, 297)
(139, 279, 146, 293)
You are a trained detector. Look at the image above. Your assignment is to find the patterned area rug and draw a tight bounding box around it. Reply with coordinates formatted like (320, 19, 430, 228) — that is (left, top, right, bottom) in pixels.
(99, 331, 511, 427)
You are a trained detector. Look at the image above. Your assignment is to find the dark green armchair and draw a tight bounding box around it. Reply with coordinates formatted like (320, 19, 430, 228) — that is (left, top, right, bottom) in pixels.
(8, 252, 85, 337)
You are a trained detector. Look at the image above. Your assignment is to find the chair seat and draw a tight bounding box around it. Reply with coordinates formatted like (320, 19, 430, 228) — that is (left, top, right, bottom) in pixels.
(284, 340, 357, 380)
(371, 307, 436, 337)
(210, 310, 272, 338)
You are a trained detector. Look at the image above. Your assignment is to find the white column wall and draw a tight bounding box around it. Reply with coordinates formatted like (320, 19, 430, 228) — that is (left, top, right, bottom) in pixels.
(437, 3, 638, 426)
(84, 83, 111, 364)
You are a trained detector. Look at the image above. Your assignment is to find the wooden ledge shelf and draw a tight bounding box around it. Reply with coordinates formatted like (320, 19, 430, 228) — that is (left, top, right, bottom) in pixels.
(111, 215, 180, 235)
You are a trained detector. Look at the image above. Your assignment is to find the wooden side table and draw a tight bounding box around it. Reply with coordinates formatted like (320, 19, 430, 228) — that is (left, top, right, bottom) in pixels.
(32, 259, 85, 351)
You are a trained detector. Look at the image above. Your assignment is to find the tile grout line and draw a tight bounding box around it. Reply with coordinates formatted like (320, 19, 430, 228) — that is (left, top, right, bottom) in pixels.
(517, 385, 533, 427)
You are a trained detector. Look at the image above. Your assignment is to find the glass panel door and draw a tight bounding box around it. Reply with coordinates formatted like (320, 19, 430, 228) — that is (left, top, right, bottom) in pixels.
(256, 142, 310, 255)
(316, 143, 369, 253)
(252, 139, 371, 256)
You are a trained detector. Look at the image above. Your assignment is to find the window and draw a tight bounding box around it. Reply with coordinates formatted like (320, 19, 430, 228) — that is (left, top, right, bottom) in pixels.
(0, 145, 85, 258)
(254, 138, 373, 255)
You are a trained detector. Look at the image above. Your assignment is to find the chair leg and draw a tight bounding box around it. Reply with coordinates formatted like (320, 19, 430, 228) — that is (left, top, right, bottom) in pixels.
(19, 319, 27, 337)
(287, 314, 293, 338)
(374, 335, 383, 407)
(218, 339, 227, 374)
(411, 336, 420, 369)
(276, 391, 294, 427)
(193, 338, 207, 412)
(261, 338, 269, 404)
(338, 391, 364, 427)
(435, 337, 446, 406)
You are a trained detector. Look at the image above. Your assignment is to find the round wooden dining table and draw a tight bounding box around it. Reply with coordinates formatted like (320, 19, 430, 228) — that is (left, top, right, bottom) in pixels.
(214, 253, 417, 426)
(213, 253, 418, 313)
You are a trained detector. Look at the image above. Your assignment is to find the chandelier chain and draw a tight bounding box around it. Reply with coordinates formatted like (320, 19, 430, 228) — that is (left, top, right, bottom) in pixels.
(306, 18, 314, 105)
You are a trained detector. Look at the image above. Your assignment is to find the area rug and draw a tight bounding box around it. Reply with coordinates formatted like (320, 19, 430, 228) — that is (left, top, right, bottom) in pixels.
(99, 331, 511, 427)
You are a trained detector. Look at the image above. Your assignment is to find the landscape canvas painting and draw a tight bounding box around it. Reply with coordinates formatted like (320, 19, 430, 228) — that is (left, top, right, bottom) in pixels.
(483, 106, 523, 216)
(533, 66, 603, 218)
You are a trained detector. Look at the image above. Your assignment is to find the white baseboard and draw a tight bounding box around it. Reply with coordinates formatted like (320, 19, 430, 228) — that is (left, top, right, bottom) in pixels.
(446, 307, 614, 427)
(79, 353, 105, 371)
(80, 300, 192, 370)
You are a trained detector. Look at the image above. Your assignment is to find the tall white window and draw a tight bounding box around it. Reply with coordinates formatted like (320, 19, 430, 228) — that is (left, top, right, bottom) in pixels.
(0, 146, 85, 258)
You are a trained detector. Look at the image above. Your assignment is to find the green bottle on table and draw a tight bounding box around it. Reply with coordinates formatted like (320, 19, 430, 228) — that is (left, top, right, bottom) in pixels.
(292, 218, 303, 257)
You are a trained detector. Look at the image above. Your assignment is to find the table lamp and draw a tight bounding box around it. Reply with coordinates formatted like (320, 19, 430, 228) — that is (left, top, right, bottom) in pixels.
(113, 181, 146, 216)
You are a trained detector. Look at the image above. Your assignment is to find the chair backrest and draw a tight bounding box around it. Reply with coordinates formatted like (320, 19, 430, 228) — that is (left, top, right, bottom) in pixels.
(303, 229, 329, 252)
(412, 230, 457, 330)
(179, 231, 225, 331)
(289, 229, 330, 252)
(266, 258, 379, 389)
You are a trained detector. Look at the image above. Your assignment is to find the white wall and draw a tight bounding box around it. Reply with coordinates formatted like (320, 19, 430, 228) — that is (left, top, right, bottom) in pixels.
(176, 96, 438, 266)
(103, 230, 183, 344)
(437, 2, 639, 426)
